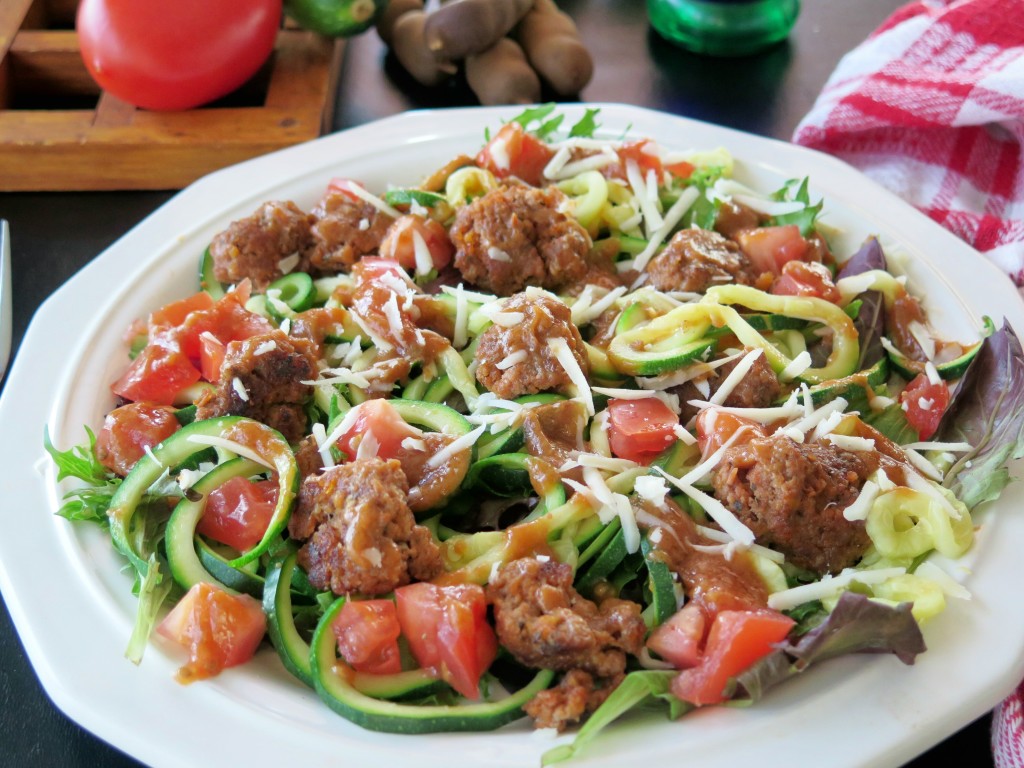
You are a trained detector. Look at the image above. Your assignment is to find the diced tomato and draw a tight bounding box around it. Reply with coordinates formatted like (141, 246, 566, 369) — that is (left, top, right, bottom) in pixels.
(771, 260, 841, 303)
(157, 582, 267, 683)
(196, 476, 278, 553)
(475, 122, 555, 187)
(379, 215, 454, 273)
(607, 398, 679, 464)
(94, 401, 181, 476)
(335, 399, 421, 462)
(394, 582, 497, 700)
(327, 177, 366, 202)
(665, 160, 695, 180)
(647, 602, 707, 670)
(351, 257, 409, 285)
(332, 599, 402, 676)
(198, 332, 227, 383)
(111, 340, 202, 405)
(174, 289, 273, 362)
(695, 408, 766, 459)
(149, 291, 215, 330)
(671, 608, 795, 706)
(899, 373, 950, 440)
(735, 225, 810, 275)
(616, 139, 664, 178)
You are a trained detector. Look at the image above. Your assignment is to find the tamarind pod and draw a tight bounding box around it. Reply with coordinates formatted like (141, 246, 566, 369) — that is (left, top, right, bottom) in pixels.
(465, 37, 541, 107)
(423, 0, 534, 61)
(376, 0, 424, 46)
(391, 9, 456, 86)
(515, 0, 594, 95)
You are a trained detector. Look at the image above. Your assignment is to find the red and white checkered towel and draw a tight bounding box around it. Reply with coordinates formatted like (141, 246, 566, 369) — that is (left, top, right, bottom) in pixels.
(793, 0, 1024, 298)
(793, 1, 1024, 764)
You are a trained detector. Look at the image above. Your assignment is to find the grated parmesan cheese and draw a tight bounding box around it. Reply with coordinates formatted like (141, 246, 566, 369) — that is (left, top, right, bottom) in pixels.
(842, 479, 880, 521)
(401, 437, 427, 452)
(779, 350, 812, 381)
(487, 247, 512, 262)
(278, 252, 300, 275)
(496, 350, 528, 370)
(186, 435, 275, 470)
(550, 337, 594, 416)
(231, 377, 250, 403)
(626, 186, 700, 274)
(767, 567, 906, 611)
(453, 284, 469, 349)
(427, 425, 486, 469)
(708, 348, 763, 406)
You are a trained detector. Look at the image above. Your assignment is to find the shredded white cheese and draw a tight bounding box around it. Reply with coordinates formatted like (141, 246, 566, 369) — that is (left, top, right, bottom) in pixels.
(826, 433, 875, 452)
(356, 431, 380, 460)
(426, 425, 486, 469)
(708, 348, 763, 406)
(842, 479, 880, 521)
(550, 337, 594, 416)
(453, 283, 470, 350)
(487, 247, 512, 263)
(496, 350, 528, 370)
(779, 350, 812, 381)
(627, 186, 701, 274)
(341, 183, 402, 219)
(767, 567, 907, 611)
(253, 339, 277, 357)
(231, 377, 250, 403)
(401, 437, 427, 452)
(186, 435, 275, 470)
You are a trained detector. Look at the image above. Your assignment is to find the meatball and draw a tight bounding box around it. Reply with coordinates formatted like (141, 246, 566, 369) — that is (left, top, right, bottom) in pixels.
(194, 330, 318, 444)
(288, 457, 443, 595)
(208, 201, 313, 292)
(450, 186, 591, 295)
(474, 293, 589, 400)
(95, 402, 181, 476)
(644, 229, 758, 293)
(523, 669, 619, 732)
(673, 348, 781, 421)
(487, 558, 646, 677)
(308, 190, 394, 273)
(711, 434, 879, 575)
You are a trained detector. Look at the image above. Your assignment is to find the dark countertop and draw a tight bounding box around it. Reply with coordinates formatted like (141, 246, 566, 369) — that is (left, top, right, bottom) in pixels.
(0, 1, 997, 765)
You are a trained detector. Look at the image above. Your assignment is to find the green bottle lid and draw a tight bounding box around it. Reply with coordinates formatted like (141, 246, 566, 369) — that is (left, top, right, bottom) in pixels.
(648, 0, 801, 57)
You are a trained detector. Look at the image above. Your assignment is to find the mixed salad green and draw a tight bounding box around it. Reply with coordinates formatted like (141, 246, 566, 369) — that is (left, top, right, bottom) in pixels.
(47, 105, 1024, 763)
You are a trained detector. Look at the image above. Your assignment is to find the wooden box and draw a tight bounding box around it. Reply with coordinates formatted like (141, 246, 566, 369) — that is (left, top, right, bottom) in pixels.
(0, 0, 344, 191)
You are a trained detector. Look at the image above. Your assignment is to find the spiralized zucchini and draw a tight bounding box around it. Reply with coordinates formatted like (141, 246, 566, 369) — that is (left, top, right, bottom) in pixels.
(445, 167, 498, 207)
(556, 170, 610, 236)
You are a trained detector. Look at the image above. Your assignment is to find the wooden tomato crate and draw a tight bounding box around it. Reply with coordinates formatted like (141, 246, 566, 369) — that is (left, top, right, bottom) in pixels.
(0, 0, 344, 191)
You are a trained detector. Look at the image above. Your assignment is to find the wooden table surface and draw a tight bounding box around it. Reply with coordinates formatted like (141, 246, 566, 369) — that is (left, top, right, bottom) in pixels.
(0, 1, 998, 765)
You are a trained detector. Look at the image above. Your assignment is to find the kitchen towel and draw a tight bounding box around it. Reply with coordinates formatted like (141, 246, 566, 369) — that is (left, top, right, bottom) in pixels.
(792, 0, 1024, 297)
(793, 1, 1024, 764)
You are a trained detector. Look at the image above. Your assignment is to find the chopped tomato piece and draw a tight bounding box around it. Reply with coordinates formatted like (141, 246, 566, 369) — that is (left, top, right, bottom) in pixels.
(665, 160, 695, 179)
(111, 340, 201, 405)
(157, 582, 267, 684)
(327, 177, 366, 202)
(647, 602, 707, 670)
(616, 139, 664, 179)
(899, 373, 950, 440)
(394, 582, 497, 700)
(94, 402, 181, 476)
(335, 399, 421, 462)
(695, 408, 766, 459)
(475, 122, 555, 187)
(351, 257, 410, 285)
(735, 225, 810, 275)
(175, 289, 273, 361)
(332, 599, 402, 676)
(197, 476, 278, 553)
(607, 398, 679, 464)
(671, 608, 795, 706)
(771, 260, 841, 303)
(149, 291, 215, 330)
(198, 332, 227, 383)
(379, 215, 454, 273)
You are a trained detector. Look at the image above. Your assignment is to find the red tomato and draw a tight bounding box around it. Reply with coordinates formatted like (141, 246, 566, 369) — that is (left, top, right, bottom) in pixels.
(327, 178, 366, 202)
(196, 476, 278, 553)
(475, 122, 555, 187)
(76, 0, 281, 111)
(111, 340, 201, 405)
(379, 215, 454, 273)
(899, 373, 950, 440)
(671, 608, 795, 706)
(149, 292, 215, 330)
(695, 408, 766, 459)
(772, 260, 841, 303)
(607, 398, 679, 464)
(617, 139, 664, 178)
(735, 225, 810, 275)
(198, 332, 227, 383)
(157, 582, 267, 683)
(394, 582, 497, 700)
(647, 603, 707, 670)
(94, 401, 181, 476)
(665, 160, 695, 180)
(351, 257, 410, 284)
(335, 399, 421, 462)
(332, 599, 402, 676)
(175, 289, 274, 361)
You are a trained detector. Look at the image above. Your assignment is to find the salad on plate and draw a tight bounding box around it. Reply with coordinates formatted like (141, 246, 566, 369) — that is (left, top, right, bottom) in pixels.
(46, 105, 1024, 763)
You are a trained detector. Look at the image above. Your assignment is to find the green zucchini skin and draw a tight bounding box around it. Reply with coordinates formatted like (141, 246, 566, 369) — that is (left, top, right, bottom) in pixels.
(108, 416, 298, 576)
(164, 457, 264, 593)
(267, 272, 316, 316)
(885, 342, 983, 381)
(311, 596, 555, 733)
(199, 247, 226, 300)
(264, 549, 315, 688)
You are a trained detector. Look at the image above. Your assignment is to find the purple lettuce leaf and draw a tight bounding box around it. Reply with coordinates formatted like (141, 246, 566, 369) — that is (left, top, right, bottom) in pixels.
(936, 320, 1024, 509)
(730, 592, 926, 703)
(837, 237, 888, 370)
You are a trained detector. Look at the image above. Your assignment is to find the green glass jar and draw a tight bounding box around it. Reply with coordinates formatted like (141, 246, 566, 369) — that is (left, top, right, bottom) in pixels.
(648, 0, 800, 56)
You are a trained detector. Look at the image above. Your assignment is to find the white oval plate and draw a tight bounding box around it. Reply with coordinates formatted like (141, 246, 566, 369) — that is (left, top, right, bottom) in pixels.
(1, 104, 1023, 768)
